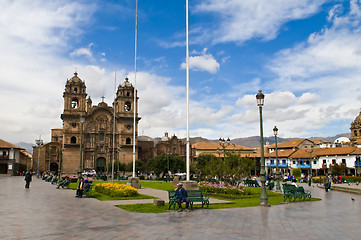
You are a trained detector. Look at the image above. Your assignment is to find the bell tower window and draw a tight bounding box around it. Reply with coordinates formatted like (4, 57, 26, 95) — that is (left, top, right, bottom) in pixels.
(125, 102, 131, 111)
(71, 98, 79, 109)
(71, 136, 77, 144)
(126, 138, 131, 144)
(74, 88, 78, 93)
(127, 92, 130, 96)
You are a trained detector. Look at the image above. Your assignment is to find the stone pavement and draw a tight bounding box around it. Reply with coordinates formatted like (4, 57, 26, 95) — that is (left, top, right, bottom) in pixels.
(1, 176, 361, 240)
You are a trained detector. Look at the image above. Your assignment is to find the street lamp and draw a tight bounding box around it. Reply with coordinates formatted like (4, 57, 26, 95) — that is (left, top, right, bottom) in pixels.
(256, 90, 270, 206)
(309, 148, 313, 186)
(58, 135, 63, 182)
(273, 126, 281, 192)
(78, 115, 85, 178)
(35, 137, 43, 177)
(219, 137, 231, 181)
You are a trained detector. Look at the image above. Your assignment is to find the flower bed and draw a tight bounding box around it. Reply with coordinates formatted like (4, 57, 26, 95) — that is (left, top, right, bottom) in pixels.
(198, 181, 251, 196)
(94, 183, 139, 197)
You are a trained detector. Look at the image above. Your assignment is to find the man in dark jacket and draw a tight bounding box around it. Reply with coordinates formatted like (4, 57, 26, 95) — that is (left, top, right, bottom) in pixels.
(24, 171, 32, 188)
(76, 178, 84, 198)
(174, 183, 190, 212)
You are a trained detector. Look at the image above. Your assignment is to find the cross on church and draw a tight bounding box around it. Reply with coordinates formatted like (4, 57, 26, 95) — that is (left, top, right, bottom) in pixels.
(101, 96, 105, 102)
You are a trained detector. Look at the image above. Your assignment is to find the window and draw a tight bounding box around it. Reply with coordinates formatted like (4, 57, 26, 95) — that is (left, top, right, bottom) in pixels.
(342, 159, 346, 164)
(293, 160, 296, 164)
(71, 136, 77, 144)
(282, 160, 286, 164)
(323, 159, 326, 164)
(74, 87, 78, 93)
(127, 92, 130, 96)
(313, 160, 317, 165)
(126, 138, 131, 144)
(125, 102, 131, 111)
(71, 98, 78, 109)
(270, 160, 274, 164)
(126, 124, 131, 130)
(72, 122, 76, 128)
(306, 160, 309, 165)
(332, 159, 336, 164)
(99, 133, 104, 142)
(354, 130, 358, 137)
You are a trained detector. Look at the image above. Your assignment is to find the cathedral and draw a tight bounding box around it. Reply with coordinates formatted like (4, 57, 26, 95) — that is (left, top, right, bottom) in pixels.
(35, 72, 141, 175)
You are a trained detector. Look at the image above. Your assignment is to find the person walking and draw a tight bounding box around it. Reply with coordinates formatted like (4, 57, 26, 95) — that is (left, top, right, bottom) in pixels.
(24, 170, 32, 188)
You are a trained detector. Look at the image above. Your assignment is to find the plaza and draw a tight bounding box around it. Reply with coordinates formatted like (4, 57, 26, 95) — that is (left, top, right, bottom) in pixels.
(1, 176, 361, 240)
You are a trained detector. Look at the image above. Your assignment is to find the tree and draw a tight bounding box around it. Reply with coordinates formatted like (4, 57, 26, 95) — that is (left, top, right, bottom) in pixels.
(147, 154, 185, 176)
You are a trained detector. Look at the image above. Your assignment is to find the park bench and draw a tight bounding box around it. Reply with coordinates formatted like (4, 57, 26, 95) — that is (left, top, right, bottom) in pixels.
(168, 190, 209, 210)
(282, 184, 311, 201)
(244, 180, 260, 187)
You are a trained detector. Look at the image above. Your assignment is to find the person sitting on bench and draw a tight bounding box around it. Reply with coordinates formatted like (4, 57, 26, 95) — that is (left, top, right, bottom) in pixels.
(174, 183, 190, 212)
(56, 177, 70, 189)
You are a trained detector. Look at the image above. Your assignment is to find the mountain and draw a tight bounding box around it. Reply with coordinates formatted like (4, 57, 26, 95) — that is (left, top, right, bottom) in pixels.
(230, 133, 351, 149)
(16, 142, 35, 153)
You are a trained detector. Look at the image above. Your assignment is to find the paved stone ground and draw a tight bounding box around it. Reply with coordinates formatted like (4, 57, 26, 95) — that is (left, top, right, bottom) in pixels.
(1, 176, 361, 240)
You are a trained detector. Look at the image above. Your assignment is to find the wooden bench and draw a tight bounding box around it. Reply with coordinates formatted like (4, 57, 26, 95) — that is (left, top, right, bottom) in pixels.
(244, 180, 260, 187)
(168, 190, 209, 210)
(282, 184, 311, 201)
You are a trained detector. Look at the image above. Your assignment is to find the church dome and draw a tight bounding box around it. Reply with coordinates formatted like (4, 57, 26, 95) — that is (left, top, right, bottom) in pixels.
(354, 111, 361, 124)
(68, 72, 83, 83)
(121, 77, 133, 88)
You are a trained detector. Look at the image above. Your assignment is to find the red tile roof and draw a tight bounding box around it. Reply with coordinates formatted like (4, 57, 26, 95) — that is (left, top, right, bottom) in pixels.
(0, 139, 23, 149)
(192, 141, 253, 151)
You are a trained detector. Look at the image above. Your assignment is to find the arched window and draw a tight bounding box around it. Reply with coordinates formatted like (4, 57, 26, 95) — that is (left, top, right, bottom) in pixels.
(127, 92, 130, 96)
(74, 87, 78, 93)
(99, 133, 104, 142)
(126, 138, 131, 144)
(125, 102, 131, 111)
(354, 130, 358, 137)
(71, 136, 77, 144)
(71, 98, 78, 109)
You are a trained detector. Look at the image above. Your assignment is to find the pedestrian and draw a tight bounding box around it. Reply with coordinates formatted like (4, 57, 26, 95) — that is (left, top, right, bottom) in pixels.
(24, 170, 32, 188)
(308, 174, 312, 187)
(323, 175, 330, 192)
(174, 183, 190, 212)
(76, 178, 84, 198)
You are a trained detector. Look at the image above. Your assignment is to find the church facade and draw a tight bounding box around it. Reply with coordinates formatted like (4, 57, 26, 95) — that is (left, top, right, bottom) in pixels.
(45, 72, 140, 174)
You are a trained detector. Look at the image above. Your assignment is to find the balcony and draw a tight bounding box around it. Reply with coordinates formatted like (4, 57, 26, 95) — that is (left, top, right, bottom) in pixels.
(296, 164, 310, 168)
(266, 162, 288, 167)
(355, 162, 361, 167)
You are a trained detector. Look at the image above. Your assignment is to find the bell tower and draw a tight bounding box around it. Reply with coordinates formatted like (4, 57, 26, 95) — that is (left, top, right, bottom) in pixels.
(61, 72, 88, 173)
(114, 77, 140, 163)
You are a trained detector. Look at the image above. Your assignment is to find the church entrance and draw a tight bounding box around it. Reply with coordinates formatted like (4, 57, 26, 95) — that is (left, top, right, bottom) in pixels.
(50, 162, 58, 173)
(96, 157, 106, 173)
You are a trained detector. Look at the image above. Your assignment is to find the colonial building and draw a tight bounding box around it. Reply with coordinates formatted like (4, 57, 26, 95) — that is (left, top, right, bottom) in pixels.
(0, 139, 32, 175)
(350, 110, 361, 143)
(36, 72, 141, 175)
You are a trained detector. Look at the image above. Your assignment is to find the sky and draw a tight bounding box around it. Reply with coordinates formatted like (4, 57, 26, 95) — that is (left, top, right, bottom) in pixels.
(1, 0, 361, 144)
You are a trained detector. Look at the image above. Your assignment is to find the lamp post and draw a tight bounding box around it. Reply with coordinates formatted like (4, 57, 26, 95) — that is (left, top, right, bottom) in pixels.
(58, 135, 63, 182)
(78, 115, 85, 178)
(273, 126, 281, 192)
(219, 137, 230, 182)
(309, 148, 313, 186)
(256, 90, 270, 206)
(35, 137, 43, 177)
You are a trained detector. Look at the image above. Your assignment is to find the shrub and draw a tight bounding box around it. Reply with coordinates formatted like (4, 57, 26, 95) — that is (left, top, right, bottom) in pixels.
(198, 181, 251, 196)
(292, 169, 301, 178)
(94, 183, 139, 197)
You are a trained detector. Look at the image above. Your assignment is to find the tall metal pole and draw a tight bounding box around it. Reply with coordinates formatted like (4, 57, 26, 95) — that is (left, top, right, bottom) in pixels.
(274, 126, 281, 192)
(36, 136, 43, 177)
(132, 0, 138, 178)
(58, 136, 63, 181)
(112, 58, 117, 183)
(309, 149, 313, 186)
(185, 0, 190, 181)
(256, 90, 270, 207)
(78, 116, 84, 178)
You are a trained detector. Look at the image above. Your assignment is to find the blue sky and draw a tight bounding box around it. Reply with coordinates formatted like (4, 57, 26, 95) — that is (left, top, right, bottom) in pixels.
(1, 0, 361, 144)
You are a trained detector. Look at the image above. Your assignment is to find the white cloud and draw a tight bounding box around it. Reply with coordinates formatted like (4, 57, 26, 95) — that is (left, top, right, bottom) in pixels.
(194, 0, 326, 44)
(70, 43, 95, 61)
(181, 48, 220, 73)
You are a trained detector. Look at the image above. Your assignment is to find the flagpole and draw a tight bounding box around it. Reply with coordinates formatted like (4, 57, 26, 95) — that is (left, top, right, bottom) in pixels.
(112, 58, 117, 183)
(186, 0, 190, 181)
(132, 0, 138, 178)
